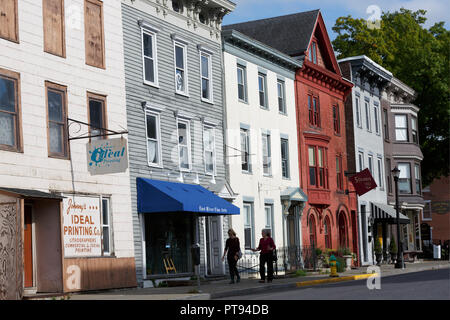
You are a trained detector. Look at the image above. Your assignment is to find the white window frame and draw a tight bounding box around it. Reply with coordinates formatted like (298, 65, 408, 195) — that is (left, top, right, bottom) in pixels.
(173, 41, 188, 96)
(177, 118, 192, 171)
(237, 64, 247, 102)
(365, 100, 371, 131)
(240, 127, 251, 173)
(203, 124, 216, 176)
(374, 105, 380, 135)
(281, 137, 290, 179)
(358, 151, 364, 172)
(277, 79, 286, 114)
(262, 132, 272, 176)
(258, 73, 267, 109)
(141, 27, 158, 87)
(415, 164, 421, 194)
(101, 197, 113, 256)
(395, 114, 408, 142)
(199, 51, 213, 103)
(368, 154, 373, 174)
(355, 96, 362, 128)
(243, 202, 254, 250)
(145, 109, 163, 167)
(398, 162, 412, 194)
(264, 204, 274, 238)
(377, 157, 384, 189)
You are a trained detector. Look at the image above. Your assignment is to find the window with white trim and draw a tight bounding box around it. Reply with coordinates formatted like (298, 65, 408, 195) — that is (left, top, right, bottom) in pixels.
(174, 42, 188, 95)
(281, 138, 290, 179)
(200, 51, 212, 102)
(412, 117, 418, 144)
(277, 80, 286, 114)
(368, 155, 373, 175)
(398, 162, 412, 194)
(145, 110, 162, 166)
(237, 64, 247, 102)
(358, 151, 364, 172)
(142, 28, 158, 86)
(240, 127, 251, 172)
(258, 73, 267, 109)
(377, 157, 383, 189)
(355, 96, 361, 128)
(415, 164, 421, 194)
(243, 202, 254, 249)
(395, 114, 408, 141)
(177, 118, 191, 171)
(101, 197, 112, 255)
(365, 100, 371, 131)
(264, 204, 274, 238)
(374, 105, 380, 134)
(262, 132, 271, 175)
(203, 125, 215, 175)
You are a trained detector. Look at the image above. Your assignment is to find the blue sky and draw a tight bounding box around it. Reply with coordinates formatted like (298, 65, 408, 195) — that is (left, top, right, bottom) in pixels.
(223, 0, 450, 41)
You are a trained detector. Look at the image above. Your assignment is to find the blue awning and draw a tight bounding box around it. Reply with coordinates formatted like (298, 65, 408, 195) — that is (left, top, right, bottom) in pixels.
(137, 177, 240, 215)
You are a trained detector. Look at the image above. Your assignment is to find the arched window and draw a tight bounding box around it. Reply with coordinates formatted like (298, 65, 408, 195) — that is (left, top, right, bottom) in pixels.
(324, 216, 331, 249)
(338, 211, 348, 248)
(309, 215, 317, 248)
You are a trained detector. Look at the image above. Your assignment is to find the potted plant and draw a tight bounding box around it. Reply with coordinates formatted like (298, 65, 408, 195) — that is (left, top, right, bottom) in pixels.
(389, 238, 397, 264)
(339, 247, 353, 271)
(374, 238, 383, 265)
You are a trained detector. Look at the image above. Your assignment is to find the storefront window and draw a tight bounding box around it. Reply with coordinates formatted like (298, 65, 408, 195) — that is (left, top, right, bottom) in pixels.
(145, 213, 194, 275)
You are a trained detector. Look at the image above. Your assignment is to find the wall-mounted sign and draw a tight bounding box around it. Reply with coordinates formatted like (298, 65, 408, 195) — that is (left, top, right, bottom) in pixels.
(349, 168, 377, 196)
(62, 196, 102, 257)
(87, 137, 128, 175)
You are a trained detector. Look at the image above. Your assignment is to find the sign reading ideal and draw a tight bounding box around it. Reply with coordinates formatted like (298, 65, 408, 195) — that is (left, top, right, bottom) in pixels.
(62, 196, 102, 257)
(349, 168, 377, 196)
(87, 137, 128, 175)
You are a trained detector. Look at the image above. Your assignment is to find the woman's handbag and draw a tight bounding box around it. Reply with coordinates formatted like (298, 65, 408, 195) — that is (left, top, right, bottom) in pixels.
(272, 248, 278, 261)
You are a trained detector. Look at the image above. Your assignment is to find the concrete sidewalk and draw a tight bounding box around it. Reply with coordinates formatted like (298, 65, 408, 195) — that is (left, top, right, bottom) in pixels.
(66, 260, 449, 300)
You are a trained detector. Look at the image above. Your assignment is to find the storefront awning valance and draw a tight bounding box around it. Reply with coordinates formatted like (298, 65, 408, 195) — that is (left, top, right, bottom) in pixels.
(0, 187, 65, 200)
(371, 202, 410, 224)
(137, 178, 240, 215)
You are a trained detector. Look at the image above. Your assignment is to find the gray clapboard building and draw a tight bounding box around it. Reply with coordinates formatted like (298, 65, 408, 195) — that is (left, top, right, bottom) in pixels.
(121, 0, 237, 286)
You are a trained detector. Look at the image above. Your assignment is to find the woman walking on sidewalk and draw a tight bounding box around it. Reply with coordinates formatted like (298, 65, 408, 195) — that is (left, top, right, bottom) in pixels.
(252, 229, 276, 283)
(222, 228, 241, 284)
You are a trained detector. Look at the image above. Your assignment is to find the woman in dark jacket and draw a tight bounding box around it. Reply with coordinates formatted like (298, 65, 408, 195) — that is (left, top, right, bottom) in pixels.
(252, 229, 276, 283)
(222, 228, 241, 284)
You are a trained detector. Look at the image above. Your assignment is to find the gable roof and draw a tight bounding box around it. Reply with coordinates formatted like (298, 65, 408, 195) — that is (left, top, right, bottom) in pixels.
(222, 9, 320, 57)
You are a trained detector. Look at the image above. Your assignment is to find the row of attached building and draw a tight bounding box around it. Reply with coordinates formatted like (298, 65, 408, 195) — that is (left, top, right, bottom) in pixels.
(0, 0, 426, 299)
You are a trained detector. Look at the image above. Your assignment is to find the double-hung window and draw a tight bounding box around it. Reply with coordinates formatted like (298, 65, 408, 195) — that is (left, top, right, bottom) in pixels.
(101, 197, 112, 255)
(0, 68, 21, 152)
(142, 28, 158, 86)
(336, 155, 343, 190)
(395, 114, 408, 141)
(383, 109, 389, 139)
(264, 204, 274, 237)
(281, 138, 290, 179)
(87, 92, 107, 140)
(377, 157, 383, 189)
(145, 110, 162, 167)
(368, 155, 373, 175)
(398, 163, 412, 194)
(411, 117, 418, 144)
(277, 80, 286, 114)
(333, 105, 340, 134)
(203, 125, 215, 175)
(240, 128, 251, 172)
(177, 119, 191, 171)
(374, 105, 380, 134)
(308, 95, 320, 127)
(358, 152, 364, 172)
(174, 41, 188, 95)
(309, 41, 317, 64)
(414, 164, 421, 194)
(262, 132, 271, 175)
(243, 202, 254, 249)
(237, 65, 247, 102)
(258, 73, 267, 109)
(200, 51, 212, 102)
(46, 82, 68, 158)
(365, 100, 371, 131)
(355, 96, 361, 127)
(309, 146, 327, 188)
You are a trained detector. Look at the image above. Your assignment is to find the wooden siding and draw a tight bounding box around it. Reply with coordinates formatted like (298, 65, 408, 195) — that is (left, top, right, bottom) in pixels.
(0, 0, 19, 43)
(122, 3, 226, 283)
(84, 0, 105, 68)
(42, 0, 66, 57)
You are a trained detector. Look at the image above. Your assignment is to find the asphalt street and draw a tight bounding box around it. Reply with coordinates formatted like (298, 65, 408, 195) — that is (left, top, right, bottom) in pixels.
(216, 269, 450, 300)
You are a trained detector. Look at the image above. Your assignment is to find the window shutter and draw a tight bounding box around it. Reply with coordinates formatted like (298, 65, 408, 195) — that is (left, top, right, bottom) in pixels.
(0, 0, 18, 42)
(84, 0, 105, 68)
(43, 0, 65, 57)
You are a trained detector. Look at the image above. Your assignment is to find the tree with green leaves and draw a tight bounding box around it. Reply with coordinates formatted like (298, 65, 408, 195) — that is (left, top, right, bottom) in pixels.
(332, 9, 449, 186)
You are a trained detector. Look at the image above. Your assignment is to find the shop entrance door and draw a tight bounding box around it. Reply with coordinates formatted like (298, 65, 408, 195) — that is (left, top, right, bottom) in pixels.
(24, 205, 33, 288)
(207, 216, 223, 275)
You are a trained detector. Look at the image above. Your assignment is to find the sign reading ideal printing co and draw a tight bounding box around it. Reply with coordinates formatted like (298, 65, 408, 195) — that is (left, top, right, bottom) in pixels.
(62, 196, 102, 257)
(87, 137, 128, 175)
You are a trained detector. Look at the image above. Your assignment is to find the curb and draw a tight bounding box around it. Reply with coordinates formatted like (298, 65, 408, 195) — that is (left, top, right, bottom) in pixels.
(296, 273, 379, 287)
(210, 282, 298, 300)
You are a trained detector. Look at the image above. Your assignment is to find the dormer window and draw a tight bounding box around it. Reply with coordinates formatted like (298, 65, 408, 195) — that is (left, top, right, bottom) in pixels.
(172, 0, 183, 13)
(309, 41, 317, 64)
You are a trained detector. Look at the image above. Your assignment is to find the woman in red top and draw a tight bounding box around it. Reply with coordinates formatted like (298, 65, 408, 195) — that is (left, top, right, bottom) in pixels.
(252, 229, 276, 283)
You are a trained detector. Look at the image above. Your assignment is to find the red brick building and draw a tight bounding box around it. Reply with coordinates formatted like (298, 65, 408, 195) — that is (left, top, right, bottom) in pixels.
(224, 10, 358, 259)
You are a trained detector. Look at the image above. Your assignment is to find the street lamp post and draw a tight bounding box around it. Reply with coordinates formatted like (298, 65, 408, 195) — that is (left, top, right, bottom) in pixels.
(392, 167, 405, 269)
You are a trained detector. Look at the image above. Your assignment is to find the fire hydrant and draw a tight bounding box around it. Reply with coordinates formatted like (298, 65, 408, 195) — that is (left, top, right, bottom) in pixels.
(329, 255, 339, 277)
